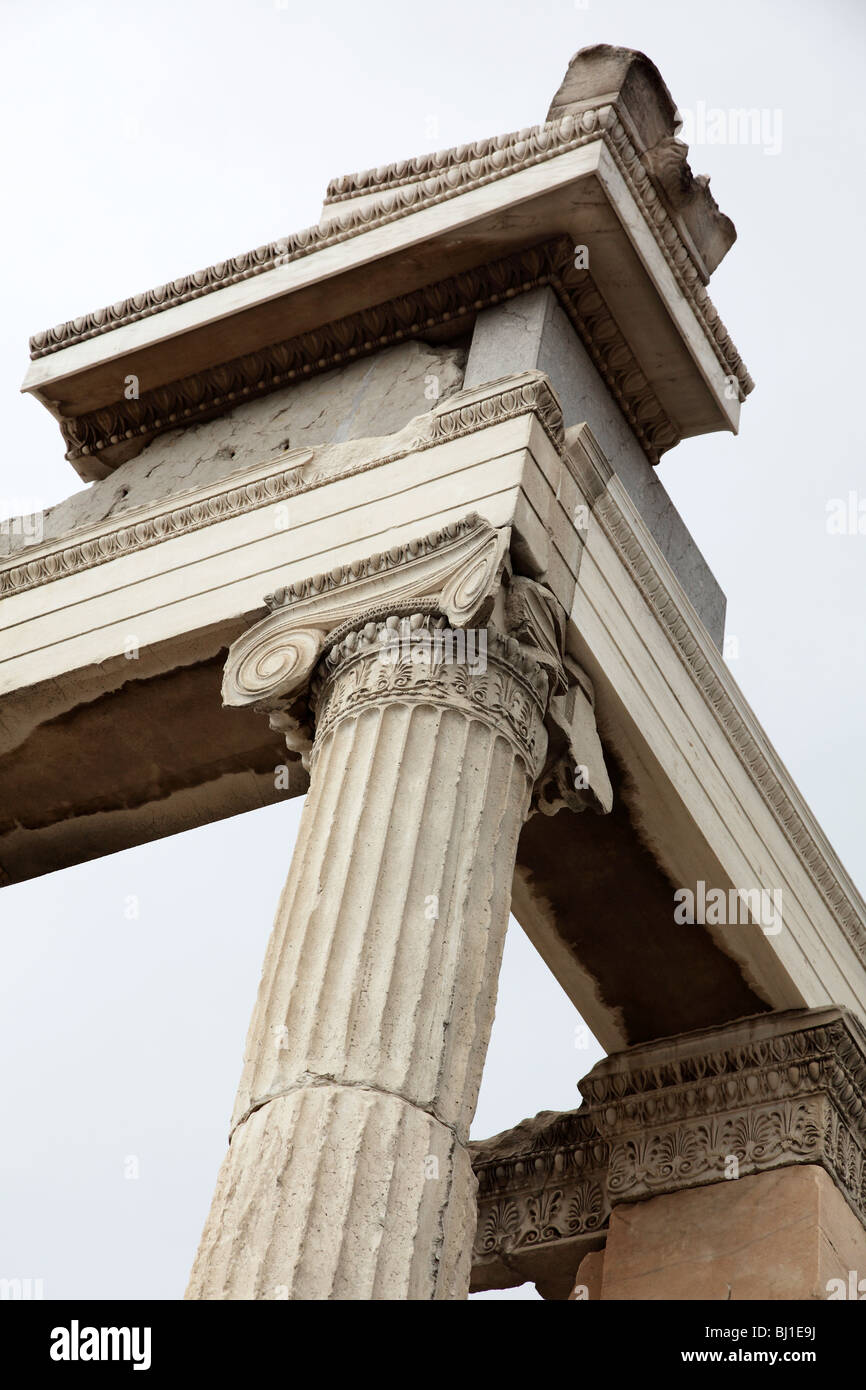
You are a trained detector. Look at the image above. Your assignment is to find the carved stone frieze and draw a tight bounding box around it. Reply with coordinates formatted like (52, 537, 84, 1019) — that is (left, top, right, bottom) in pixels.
(470, 1007, 866, 1290)
(605, 1098, 827, 1201)
(0, 448, 312, 597)
(588, 1007, 866, 1217)
(0, 371, 562, 598)
(470, 1109, 611, 1289)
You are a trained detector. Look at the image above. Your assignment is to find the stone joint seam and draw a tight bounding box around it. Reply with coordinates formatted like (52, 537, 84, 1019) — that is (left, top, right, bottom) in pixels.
(229, 1073, 469, 1149)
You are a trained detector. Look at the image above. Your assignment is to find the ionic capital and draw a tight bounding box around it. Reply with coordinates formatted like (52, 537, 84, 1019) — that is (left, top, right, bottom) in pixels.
(222, 511, 613, 809)
(222, 513, 508, 744)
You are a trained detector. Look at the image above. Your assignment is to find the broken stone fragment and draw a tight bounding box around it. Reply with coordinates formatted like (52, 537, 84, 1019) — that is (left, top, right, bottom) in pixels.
(546, 44, 736, 278)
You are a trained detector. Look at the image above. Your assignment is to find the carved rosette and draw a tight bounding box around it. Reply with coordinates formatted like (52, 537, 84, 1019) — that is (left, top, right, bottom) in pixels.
(470, 1007, 866, 1291)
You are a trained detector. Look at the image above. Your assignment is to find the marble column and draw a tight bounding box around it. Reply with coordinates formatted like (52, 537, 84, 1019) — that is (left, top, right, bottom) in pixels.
(185, 517, 609, 1299)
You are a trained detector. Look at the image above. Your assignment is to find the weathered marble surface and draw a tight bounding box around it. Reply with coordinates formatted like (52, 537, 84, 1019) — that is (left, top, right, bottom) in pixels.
(3, 340, 464, 556)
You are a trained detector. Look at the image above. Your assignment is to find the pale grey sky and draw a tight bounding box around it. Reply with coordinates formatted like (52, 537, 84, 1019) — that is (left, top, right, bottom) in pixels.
(1, 0, 864, 1301)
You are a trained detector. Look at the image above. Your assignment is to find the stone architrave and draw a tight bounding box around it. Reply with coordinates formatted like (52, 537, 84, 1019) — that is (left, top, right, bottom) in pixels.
(186, 515, 612, 1300)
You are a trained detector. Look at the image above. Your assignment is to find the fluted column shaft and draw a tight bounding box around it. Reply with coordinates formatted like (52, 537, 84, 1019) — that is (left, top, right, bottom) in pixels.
(187, 617, 549, 1299)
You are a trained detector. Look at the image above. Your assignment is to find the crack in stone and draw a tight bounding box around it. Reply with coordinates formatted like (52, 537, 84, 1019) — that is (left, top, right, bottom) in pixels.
(229, 1072, 465, 1146)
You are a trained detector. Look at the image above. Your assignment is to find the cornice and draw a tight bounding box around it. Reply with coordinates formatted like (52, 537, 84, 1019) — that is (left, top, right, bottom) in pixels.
(323, 123, 566, 205)
(428, 367, 564, 452)
(471, 1108, 607, 1201)
(470, 1008, 866, 1283)
(28, 105, 752, 410)
(22, 110, 600, 354)
(548, 248, 678, 461)
(590, 1009, 866, 1213)
(29, 110, 615, 359)
(326, 115, 749, 387)
(602, 115, 751, 393)
(54, 239, 677, 470)
(423, 369, 566, 453)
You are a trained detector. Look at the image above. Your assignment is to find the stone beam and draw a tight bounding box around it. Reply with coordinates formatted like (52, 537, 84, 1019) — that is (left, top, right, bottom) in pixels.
(0, 372, 567, 881)
(470, 1006, 866, 1300)
(511, 421, 866, 1048)
(3, 371, 866, 1062)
